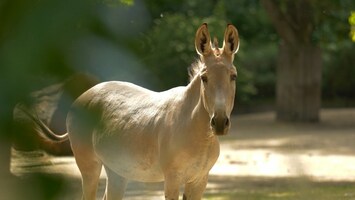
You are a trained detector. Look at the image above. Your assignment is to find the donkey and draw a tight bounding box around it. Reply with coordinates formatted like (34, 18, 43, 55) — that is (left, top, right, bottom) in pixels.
(33, 23, 239, 200)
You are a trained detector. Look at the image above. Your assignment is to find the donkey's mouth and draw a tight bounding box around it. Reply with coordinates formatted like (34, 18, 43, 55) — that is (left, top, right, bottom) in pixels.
(211, 125, 230, 136)
(213, 129, 229, 136)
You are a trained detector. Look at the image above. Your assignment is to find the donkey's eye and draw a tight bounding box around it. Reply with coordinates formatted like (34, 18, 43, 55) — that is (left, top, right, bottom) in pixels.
(231, 74, 237, 81)
(201, 75, 208, 83)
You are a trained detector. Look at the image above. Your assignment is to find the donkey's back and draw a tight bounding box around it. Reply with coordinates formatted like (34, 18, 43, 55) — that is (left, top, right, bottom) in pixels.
(69, 81, 184, 132)
(67, 81, 186, 182)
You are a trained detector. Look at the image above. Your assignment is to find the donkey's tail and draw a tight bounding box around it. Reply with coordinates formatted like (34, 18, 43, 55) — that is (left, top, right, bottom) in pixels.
(18, 105, 69, 142)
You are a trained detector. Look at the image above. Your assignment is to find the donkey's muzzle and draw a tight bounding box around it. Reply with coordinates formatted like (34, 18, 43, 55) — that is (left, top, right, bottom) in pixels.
(210, 114, 230, 135)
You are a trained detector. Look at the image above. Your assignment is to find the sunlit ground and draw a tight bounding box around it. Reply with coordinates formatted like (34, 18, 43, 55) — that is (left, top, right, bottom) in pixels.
(10, 108, 355, 199)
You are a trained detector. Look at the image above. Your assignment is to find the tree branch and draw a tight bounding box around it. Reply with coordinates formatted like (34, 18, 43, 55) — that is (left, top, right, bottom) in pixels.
(260, 0, 297, 44)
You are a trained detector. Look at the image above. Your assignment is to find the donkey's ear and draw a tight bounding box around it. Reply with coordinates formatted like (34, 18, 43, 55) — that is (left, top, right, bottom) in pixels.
(223, 24, 239, 56)
(195, 23, 212, 56)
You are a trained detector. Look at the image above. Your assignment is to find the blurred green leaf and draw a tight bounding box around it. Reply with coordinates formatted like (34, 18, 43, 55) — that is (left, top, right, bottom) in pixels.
(349, 11, 355, 41)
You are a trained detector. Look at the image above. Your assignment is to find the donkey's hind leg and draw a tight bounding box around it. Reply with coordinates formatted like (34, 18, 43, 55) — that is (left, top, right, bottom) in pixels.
(103, 166, 127, 200)
(72, 145, 103, 200)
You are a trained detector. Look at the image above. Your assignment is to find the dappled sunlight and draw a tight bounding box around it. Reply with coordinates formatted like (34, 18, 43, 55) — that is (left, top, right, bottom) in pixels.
(211, 148, 355, 181)
(210, 108, 355, 181)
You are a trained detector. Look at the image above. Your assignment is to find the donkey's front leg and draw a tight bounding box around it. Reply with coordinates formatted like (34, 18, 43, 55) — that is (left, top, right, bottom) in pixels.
(164, 174, 181, 200)
(183, 175, 208, 200)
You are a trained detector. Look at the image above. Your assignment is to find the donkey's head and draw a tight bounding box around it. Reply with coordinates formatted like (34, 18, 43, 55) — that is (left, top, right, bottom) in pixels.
(195, 23, 239, 136)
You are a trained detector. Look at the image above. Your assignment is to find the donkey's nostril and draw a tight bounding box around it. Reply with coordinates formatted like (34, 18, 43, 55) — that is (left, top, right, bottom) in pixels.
(211, 116, 216, 127)
(225, 118, 230, 127)
(210, 115, 229, 134)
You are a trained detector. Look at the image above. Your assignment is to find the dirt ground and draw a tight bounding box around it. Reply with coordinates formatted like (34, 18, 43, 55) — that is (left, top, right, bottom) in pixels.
(8, 108, 355, 199)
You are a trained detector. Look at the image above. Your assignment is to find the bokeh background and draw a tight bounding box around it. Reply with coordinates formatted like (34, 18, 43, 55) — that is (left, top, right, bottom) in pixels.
(1, 0, 354, 199)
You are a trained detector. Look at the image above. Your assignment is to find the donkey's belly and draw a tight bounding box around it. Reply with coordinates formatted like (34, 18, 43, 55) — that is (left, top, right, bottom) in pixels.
(93, 132, 164, 182)
(102, 157, 164, 182)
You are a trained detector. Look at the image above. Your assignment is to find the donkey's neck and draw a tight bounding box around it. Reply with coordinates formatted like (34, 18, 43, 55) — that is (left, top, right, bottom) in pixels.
(181, 75, 212, 137)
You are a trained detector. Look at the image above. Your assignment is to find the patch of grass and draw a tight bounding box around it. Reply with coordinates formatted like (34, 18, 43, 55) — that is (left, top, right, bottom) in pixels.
(204, 177, 355, 200)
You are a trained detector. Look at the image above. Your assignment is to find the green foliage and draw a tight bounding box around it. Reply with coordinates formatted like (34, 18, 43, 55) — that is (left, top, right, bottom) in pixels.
(141, 14, 201, 90)
(316, 2, 355, 103)
(140, 0, 259, 103)
(238, 42, 277, 101)
(312, 0, 355, 44)
(350, 11, 355, 41)
(1, 0, 353, 108)
(223, 0, 277, 103)
(0, 0, 153, 108)
(323, 42, 355, 99)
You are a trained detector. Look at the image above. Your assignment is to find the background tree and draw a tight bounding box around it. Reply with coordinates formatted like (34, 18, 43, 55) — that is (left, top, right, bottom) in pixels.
(261, 0, 322, 122)
(261, 0, 354, 122)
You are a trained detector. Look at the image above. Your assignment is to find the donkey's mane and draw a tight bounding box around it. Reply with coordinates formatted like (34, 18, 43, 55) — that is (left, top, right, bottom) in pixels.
(188, 59, 205, 82)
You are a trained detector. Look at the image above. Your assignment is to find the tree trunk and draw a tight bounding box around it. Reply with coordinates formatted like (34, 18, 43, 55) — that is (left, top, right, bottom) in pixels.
(276, 42, 322, 122)
(261, 0, 322, 122)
